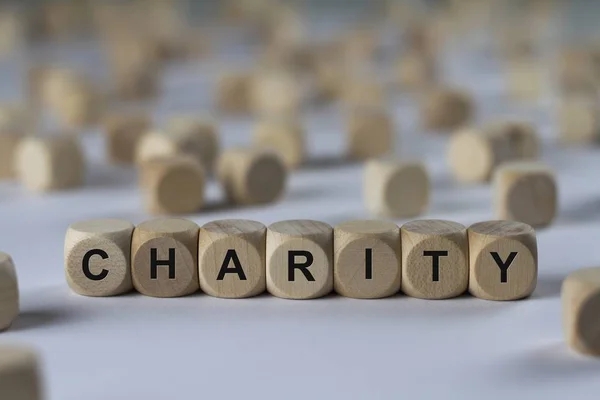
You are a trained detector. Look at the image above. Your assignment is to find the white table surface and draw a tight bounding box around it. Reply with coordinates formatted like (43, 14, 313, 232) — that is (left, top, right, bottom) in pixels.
(2, 6, 600, 399)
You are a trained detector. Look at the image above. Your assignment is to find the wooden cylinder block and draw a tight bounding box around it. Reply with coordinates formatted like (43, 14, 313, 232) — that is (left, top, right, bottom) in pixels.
(364, 159, 430, 218)
(447, 127, 514, 183)
(252, 118, 305, 169)
(334, 220, 401, 299)
(493, 161, 557, 228)
(15, 135, 85, 192)
(0, 346, 43, 400)
(103, 112, 150, 164)
(131, 218, 199, 297)
(468, 220, 537, 300)
(217, 148, 287, 206)
(140, 156, 205, 215)
(64, 219, 134, 297)
(266, 220, 333, 299)
(198, 219, 267, 298)
(562, 267, 600, 356)
(421, 88, 473, 131)
(216, 72, 252, 114)
(558, 98, 600, 145)
(0, 252, 18, 331)
(347, 108, 395, 160)
(401, 220, 468, 299)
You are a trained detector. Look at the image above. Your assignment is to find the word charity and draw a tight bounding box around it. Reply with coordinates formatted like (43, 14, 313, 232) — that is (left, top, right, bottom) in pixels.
(64, 218, 537, 301)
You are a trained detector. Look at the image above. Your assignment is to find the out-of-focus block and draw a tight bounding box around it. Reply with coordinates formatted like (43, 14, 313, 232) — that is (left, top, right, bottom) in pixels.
(0, 346, 43, 400)
(217, 147, 287, 206)
(421, 87, 473, 131)
(14, 135, 85, 192)
(347, 108, 394, 160)
(0, 252, 18, 331)
(562, 267, 600, 356)
(198, 219, 266, 298)
(396, 51, 437, 91)
(334, 220, 401, 299)
(251, 69, 304, 118)
(252, 118, 305, 169)
(266, 220, 333, 299)
(64, 219, 134, 297)
(401, 220, 468, 299)
(0, 106, 28, 179)
(506, 59, 545, 101)
(216, 72, 252, 114)
(468, 220, 537, 300)
(140, 156, 205, 215)
(103, 112, 150, 164)
(493, 161, 557, 228)
(558, 98, 600, 145)
(341, 79, 385, 110)
(131, 218, 199, 297)
(364, 159, 429, 218)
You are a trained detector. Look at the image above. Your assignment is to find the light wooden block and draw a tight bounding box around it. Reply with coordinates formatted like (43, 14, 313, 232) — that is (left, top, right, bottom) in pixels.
(341, 79, 385, 110)
(0, 252, 18, 331)
(488, 121, 539, 160)
(64, 219, 134, 297)
(0, 346, 42, 400)
(396, 51, 437, 91)
(447, 126, 514, 183)
(252, 118, 305, 169)
(493, 161, 557, 228)
(0, 106, 28, 179)
(421, 88, 473, 131)
(562, 267, 600, 356)
(198, 219, 266, 298)
(364, 159, 430, 218)
(131, 218, 199, 297)
(313, 47, 345, 102)
(334, 220, 401, 299)
(266, 220, 333, 299)
(136, 117, 220, 174)
(347, 108, 394, 160)
(217, 147, 287, 206)
(558, 99, 600, 145)
(251, 69, 303, 118)
(14, 135, 85, 192)
(468, 220, 537, 300)
(401, 220, 468, 299)
(103, 112, 150, 164)
(558, 50, 598, 95)
(140, 156, 205, 215)
(112, 64, 160, 101)
(506, 59, 545, 101)
(216, 72, 252, 114)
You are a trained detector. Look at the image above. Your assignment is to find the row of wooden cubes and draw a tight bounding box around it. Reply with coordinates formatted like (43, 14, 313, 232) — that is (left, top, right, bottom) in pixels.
(65, 218, 538, 301)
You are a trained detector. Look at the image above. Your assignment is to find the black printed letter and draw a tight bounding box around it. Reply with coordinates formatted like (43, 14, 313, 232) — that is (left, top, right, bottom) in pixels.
(423, 251, 448, 282)
(491, 252, 518, 283)
(217, 249, 248, 280)
(82, 249, 109, 281)
(150, 248, 176, 279)
(365, 248, 373, 280)
(288, 250, 315, 282)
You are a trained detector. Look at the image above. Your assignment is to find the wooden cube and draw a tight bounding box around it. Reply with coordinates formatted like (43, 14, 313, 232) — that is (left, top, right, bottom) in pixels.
(493, 161, 557, 228)
(112, 65, 160, 101)
(421, 88, 473, 131)
(347, 108, 394, 160)
(139, 156, 205, 215)
(558, 98, 600, 145)
(198, 219, 266, 298)
(506, 59, 545, 101)
(488, 121, 539, 160)
(216, 72, 252, 114)
(401, 220, 468, 299)
(0, 252, 18, 331)
(252, 118, 305, 169)
(468, 220, 537, 300)
(136, 117, 220, 174)
(341, 79, 386, 110)
(334, 220, 401, 299)
(251, 69, 303, 118)
(103, 112, 150, 164)
(364, 159, 430, 218)
(14, 135, 85, 192)
(217, 148, 287, 206)
(562, 267, 600, 356)
(0, 106, 28, 179)
(64, 219, 134, 297)
(131, 218, 199, 297)
(0, 346, 43, 400)
(447, 126, 514, 183)
(396, 51, 437, 91)
(558, 50, 598, 95)
(266, 220, 333, 299)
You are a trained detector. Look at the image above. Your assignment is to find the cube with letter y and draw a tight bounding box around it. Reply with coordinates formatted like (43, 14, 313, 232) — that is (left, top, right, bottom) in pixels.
(266, 220, 333, 299)
(468, 220, 537, 300)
